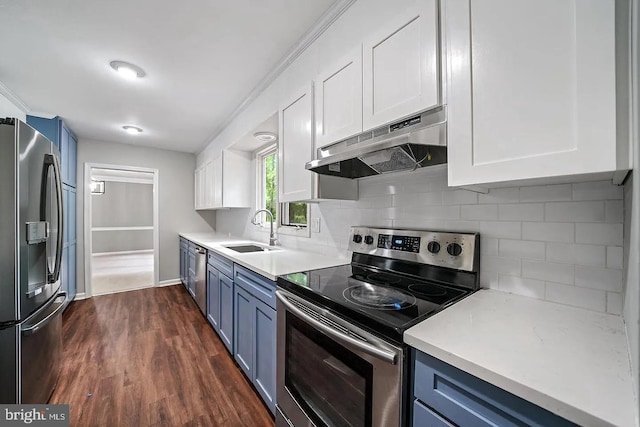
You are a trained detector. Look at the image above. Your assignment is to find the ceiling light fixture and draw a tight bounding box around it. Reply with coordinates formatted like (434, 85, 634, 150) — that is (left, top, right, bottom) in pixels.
(110, 61, 146, 79)
(254, 132, 277, 143)
(123, 125, 143, 135)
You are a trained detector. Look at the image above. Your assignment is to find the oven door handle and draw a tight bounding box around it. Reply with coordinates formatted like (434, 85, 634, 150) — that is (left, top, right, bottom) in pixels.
(276, 290, 398, 364)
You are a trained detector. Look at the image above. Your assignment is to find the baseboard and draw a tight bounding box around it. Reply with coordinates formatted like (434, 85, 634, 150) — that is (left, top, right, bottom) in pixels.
(158, 279, 181, 287)
(93, 249, 153, 256)
(74, 292, 87, 300)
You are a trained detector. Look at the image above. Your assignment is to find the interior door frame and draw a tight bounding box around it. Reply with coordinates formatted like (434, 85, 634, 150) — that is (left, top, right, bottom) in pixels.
(83, 162, 160, 298)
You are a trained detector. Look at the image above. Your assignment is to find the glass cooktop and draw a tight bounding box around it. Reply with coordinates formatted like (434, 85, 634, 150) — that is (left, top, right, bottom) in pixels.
(277, 264, 469, 343)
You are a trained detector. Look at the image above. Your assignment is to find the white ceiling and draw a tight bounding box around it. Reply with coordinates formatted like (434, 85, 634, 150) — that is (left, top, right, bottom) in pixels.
(0, 0, 337, 153)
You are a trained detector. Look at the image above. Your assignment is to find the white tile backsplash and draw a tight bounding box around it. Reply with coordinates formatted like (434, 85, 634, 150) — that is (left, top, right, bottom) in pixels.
(522, 260, 574, 285)
(546, 243, 606, 267)
(498, 203, 545, 221)
(522, 222, 575, 243)
(545, 201, 605, 223)
(575, 223, 624, 246)
(215, 167, 625, 314)
(519, 184, 573, 202)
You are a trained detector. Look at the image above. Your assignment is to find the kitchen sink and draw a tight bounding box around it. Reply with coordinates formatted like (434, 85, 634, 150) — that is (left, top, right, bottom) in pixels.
(223, 244, 280, 253)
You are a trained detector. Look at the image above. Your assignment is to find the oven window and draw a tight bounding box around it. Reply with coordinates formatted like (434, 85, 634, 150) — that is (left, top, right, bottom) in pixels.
(285, 311, 373, 427)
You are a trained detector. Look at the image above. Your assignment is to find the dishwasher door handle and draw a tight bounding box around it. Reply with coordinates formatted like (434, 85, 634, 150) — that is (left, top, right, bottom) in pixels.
(195, 248, 206, 255)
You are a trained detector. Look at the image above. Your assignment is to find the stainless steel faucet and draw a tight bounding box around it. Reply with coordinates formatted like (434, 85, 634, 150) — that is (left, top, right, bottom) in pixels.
(251, 209, 278, 246)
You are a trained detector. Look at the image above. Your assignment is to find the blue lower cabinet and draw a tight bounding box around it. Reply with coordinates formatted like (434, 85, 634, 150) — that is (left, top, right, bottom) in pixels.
(234, 284, 254, 378)
(67, 243, 76, 301)
(233, 275, 276, 415)
(413, 399, 454, 427)
(253, 298, 276, 412)
(412, 350, 576, 427)
(206, 264, 220, 331)
(218, 272, 234, 353)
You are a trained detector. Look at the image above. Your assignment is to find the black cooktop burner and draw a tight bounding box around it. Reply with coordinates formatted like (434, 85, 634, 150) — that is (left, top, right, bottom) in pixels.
(277, 258, 475, 343)
(366, 272, 402, 285)
(407, 283, 448, 297)
(343, 284, 416, 310)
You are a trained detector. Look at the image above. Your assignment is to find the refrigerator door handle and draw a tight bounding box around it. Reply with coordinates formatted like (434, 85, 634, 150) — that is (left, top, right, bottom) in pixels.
(22, 293, 66, 336)
(41, 153, 64, 284)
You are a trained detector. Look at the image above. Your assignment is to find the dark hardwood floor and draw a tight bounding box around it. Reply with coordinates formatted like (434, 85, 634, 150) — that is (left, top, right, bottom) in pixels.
(50, 285, 275, 427)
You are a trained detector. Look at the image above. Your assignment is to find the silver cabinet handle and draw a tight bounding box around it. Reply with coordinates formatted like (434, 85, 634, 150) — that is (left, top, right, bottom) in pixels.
(276, 290, 398, 364)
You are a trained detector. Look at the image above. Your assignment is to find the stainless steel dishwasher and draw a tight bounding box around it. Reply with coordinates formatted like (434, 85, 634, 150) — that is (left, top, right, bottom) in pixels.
(194, 245, 207, 315)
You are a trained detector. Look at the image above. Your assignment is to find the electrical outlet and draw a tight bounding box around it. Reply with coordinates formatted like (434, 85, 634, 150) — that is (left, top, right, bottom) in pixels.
(311, 218, 321, 233)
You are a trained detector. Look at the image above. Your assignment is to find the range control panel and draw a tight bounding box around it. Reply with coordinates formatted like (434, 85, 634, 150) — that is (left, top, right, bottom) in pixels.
(348, 227, 479, 272)
(377, 234, 421, 253)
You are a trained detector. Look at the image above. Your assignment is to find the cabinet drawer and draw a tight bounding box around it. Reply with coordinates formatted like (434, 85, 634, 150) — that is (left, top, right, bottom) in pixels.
(233, 265, 276, 309)
(414, 351, 576, 427)
(208, 252, 234, 278)
(413, 399, 454, 427)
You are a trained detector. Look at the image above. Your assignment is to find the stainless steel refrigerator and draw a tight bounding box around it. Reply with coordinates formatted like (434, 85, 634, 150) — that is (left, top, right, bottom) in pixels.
(0, 118, 66, 404)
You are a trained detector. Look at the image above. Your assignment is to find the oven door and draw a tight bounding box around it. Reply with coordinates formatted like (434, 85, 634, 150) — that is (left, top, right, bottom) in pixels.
(276, 289, 403, 427)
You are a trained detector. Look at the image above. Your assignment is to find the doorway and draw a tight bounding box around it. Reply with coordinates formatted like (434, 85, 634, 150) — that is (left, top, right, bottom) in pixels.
(84, 164, 159, 297)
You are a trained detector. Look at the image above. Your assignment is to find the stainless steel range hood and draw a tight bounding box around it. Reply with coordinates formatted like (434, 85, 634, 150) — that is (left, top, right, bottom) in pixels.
(306, 106, 447, 179)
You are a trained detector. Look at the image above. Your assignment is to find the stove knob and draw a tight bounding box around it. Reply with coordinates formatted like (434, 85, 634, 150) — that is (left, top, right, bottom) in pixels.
(364, 235, 374, 245)
(352, 234, 363, 244)
(427, 241, 441, 254)
(447, 243, 463, 257)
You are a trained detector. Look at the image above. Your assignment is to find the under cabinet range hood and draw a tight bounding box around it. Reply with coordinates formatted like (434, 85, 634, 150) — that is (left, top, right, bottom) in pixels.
(306, 107, 447, 179)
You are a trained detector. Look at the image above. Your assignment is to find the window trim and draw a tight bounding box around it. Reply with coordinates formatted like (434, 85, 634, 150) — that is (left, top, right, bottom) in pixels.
(255, 144, 278, 227)
(254, 144, 311, 238)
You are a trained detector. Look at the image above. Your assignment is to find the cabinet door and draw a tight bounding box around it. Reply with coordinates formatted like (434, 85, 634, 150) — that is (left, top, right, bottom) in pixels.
(179, 247, 185, 285)
(62, 186, 70, 246)
(254, 299, 276, 414)
(218, 273, 234, 353)
(279, 83, 314, 203)
(67, 244, 76, 301)
(68, 133, 77, 188)
(446, 0, 618, 186)
(206, 265, 220, 331)
(60, 125, 70, 185)
(204, 160, 213, 208)
(68, 188, 76, 244)
(315, 47, 363, 148)
(234, 283, 254, 379)
(213, 155, 223, 208)
(362, 0, 440, 130)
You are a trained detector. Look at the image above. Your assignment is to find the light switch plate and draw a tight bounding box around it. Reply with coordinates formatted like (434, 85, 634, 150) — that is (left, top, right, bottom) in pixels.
(311, 218, 321, 233)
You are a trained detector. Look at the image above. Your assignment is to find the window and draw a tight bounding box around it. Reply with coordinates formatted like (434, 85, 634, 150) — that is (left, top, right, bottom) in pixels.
(256, 145, 308, 232)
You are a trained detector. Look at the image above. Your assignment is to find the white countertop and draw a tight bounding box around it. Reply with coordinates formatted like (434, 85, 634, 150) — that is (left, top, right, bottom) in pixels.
(179, 232, 349, 281)
(404, 289, 638, 427)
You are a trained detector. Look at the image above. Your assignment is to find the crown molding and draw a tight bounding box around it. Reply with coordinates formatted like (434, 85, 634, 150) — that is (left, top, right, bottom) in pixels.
(197, 0, 357, 154)
(0, 79, 31, 113)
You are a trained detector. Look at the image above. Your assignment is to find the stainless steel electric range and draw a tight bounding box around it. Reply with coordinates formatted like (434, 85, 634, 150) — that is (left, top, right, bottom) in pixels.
(275, 227, 480, 427)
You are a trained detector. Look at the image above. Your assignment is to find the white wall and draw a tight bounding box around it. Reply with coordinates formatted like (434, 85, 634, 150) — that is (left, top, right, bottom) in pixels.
(77, 139, 215, 292)
(0, 92, 26, 121)
(218, 166, 626, 315)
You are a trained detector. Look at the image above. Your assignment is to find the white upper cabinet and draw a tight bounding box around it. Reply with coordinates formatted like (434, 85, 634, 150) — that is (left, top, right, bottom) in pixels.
(195, 150, 251, 210)
(194, 166, 205, 210)
(314, 47, 363, 149)
(362, 0, 440, 131)
(204, 159, 213, 208)
(212, 154, 223, 208)
(279, 83, 315, 203)
(446, 0, 630, 187)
